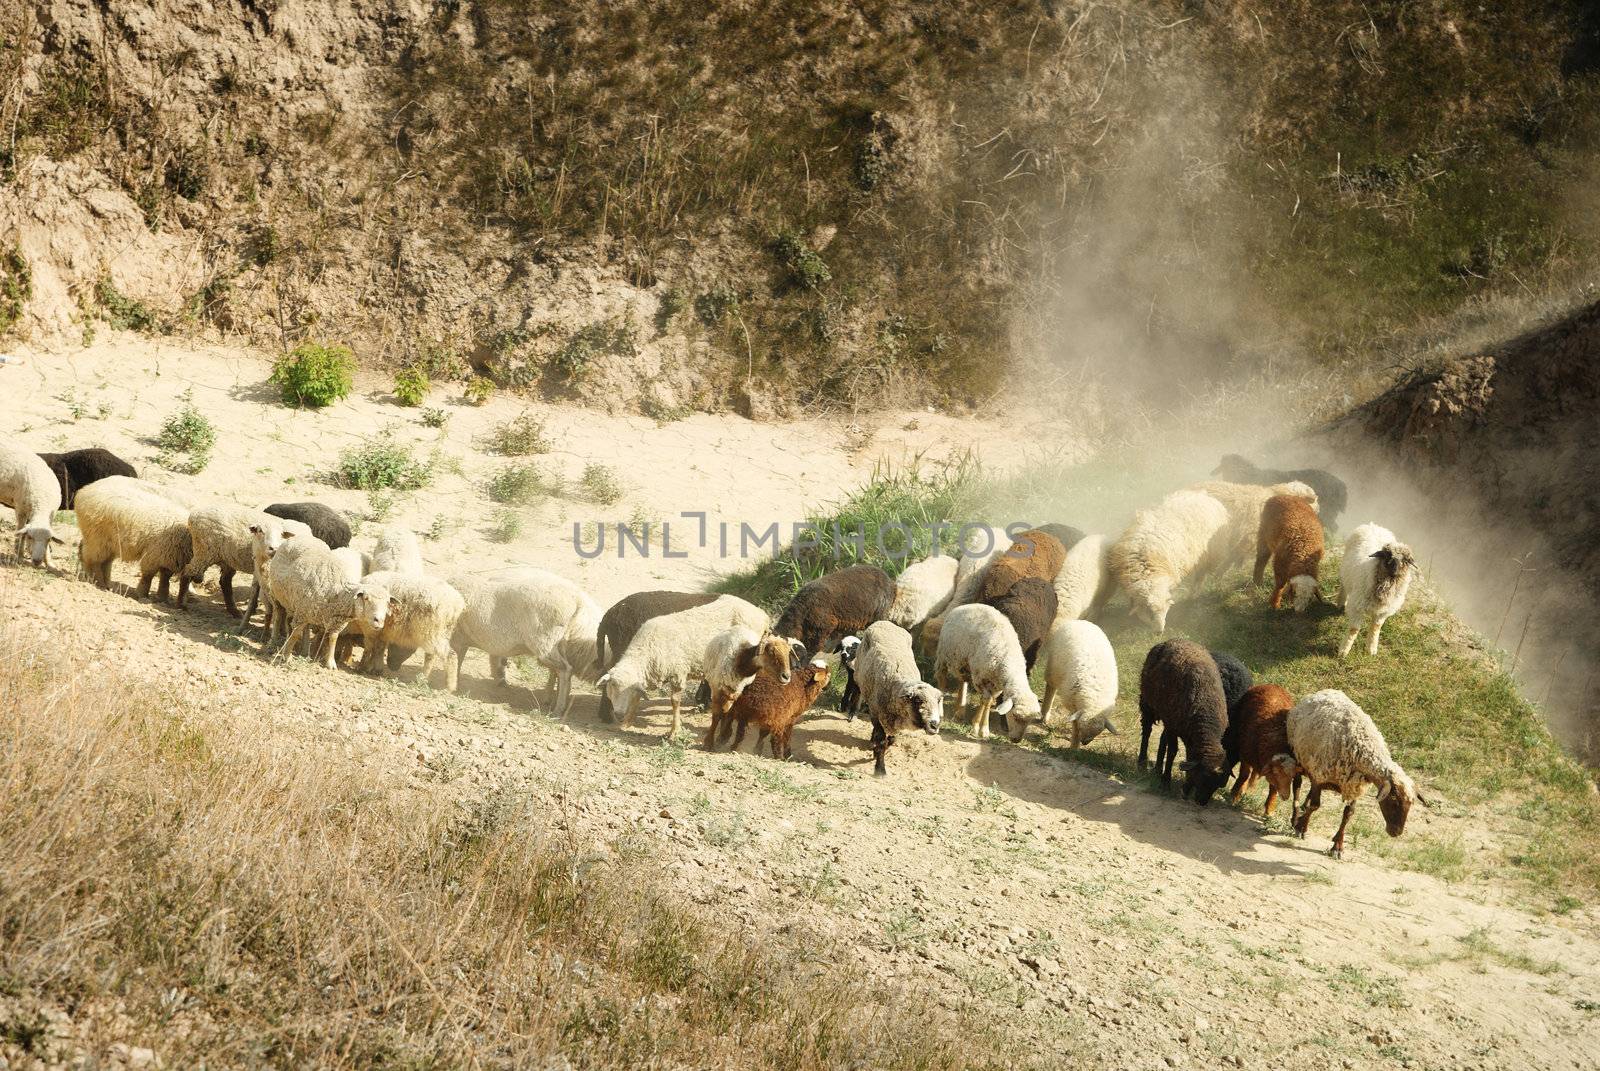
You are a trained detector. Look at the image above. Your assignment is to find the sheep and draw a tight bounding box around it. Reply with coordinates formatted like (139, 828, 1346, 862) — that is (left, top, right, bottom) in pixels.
(594, 590, 722, 721)
(349, 570, 465, 690)
(74, 476, 193, 602)
(947, 523, 1009, 606)
(1253, 494, 1325, 611)
(181, 503, 291, 616)
(0, 443, 64, 567)
(716, 657, 831, 759)
(932, 603, 1042, 743)
(244, 517, 315, 629)
(1137, 639, 1230, 805)
(700, 628, 794, 749)
(1187, 479, 1318, 576)
(1034, 523, 1086, 551)
(263, 501, 352, 550)
(837, 633, 863, 716)
(36, 447, 136, 508)
(976, 529, 1067, 604)
(598, 595, 769, 737)
(1213, 453, 1348, 530)
(773, 564, 895, 655)
(370, 525, 424, 574)
(886, 554, 958, 629)
(1337, 523, 1417, 658)
(264, 537, 362, 668)
(854, 621, 943, 777)
(1226, 684, 1300, 817)
(1210, 651, 1254, 718)
(1054, 532, 1111, 623)
(450, 569, 602, 715)
(981, 575, 1056, 671)
(1038, 620, 1119, 748)
(1287, 689, 1426, 858)
(1106, 490, 1230, 633)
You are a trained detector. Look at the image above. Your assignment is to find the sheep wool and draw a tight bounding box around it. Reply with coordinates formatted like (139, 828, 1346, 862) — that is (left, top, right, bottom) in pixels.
(1187, 479, 1318, 575)
(183, 503, 288, 616)
(370, 525, 424, 574)
(1107, 490, 1229, 633)
(933, 603, 1041, 742)
(451, 569, 602, 715)
(1287, 688, 1421, 857)
(1338, 523, 1416, 658)
(37, 447, 136, 509)
(265, 537, 364, 668)
(855, 620, 943, 777)
(1039, 619, 1119, 748)
(1052, 532, 1110, 625)
(1253, 493, 1325, 612)
(0, 443, 64, 567)
(887, 554, 958, 629)
(352, 569, 466, 690)
(74, 476, 193, 601)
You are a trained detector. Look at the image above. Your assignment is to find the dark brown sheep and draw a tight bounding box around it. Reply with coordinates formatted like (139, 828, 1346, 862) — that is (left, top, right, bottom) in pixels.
(1253, 494, 1325, 611)
(773, 564, 895, 655)
(1226, 684, 1301, 816)
(37, 448, 137, 509)
(1137, 638, 1230, 805)
(716, 657, 832, 759)
(981, 576, 1057, 671)
(594, 590, 722, 721)
(975, 529, 1067, 603)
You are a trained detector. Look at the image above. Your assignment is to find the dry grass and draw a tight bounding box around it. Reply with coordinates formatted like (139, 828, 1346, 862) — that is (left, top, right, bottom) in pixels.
(0, 625, 1022, 1069)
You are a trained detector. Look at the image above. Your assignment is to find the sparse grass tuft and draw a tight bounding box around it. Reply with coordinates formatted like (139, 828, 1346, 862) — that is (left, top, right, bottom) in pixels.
(581, 463, 624, 505)
(335, 433, 432, 491)
(392, 365, 429, 406)
(489, 508, 523, 544)
(155, 389, 216, 474)
(484, 411, 551, 456)
(419, 406, 449, 429)
(486, 461, 560, 504)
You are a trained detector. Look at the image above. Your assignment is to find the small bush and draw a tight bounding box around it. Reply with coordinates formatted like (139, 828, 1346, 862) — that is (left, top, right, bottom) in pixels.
(156, 390, 217, 474)
(489, 508, 523, 543)
(426, 514, 452, 541)
(694, 285, 739, 327)
(484, 412, 551, 456)
(0, 246, 32, 336)
(95, 277, 160, 333)
(463, 376, 496, 406)
(486, 462, 560, 504)
(773, 231, 831, 290)
(393, 366, 430, 407)
(420, 407, 449, 428)
(335, 434, 432, 491)
(272, 342, 355, 408)
(553, 315, 639, 383)
(581, 463, 624, 505)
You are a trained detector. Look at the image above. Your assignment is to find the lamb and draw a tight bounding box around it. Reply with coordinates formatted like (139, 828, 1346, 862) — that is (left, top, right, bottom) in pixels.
(370, 525, 424, 574)
(74, 476, 193, 602)
(716, 657, 831, 759)
(263, 537, 363, 668)
(773, 564, 895, 655)
(263, 501, 352, 549)
(1137, 638, 1230, 805)
(1053, 533, 1111, 623)
(594, 590, 722, 721)
(975, 529, 1067, 603)
(886, 554, 958, 629)
(1187, 479, 1318, 575)
(450, 569, 602, 714)
(1226, 684, 1301, 817)
(598, 595, 769, 737)
(1038, 619, 1119, 748)
(854, 621, 943, 777)
(1, 443, 64, 567)
(980, 575, 1057, 670)
(36, 447, 136, 508)
(1253, 493, 1325, 611)
(349, 569, 466, 690)
(182, 503, 291, 616)
(1213, 453, 1348, 530)
(837, 633, 863, 716)
(1337, 523, 1417, 658)
(700, 628, 794, 749)
(1287, 689, 1425, 858)
(932, 603, 1042, 743)
(1106, 490, 1229, 632)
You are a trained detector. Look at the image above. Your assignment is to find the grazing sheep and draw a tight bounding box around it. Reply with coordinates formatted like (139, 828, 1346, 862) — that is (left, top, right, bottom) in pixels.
(1107, 490, 1229, 633)
(838, 633, 863, 716)
(1039, 620, 1119, 748)
(1, 443, 64, 567)
(182, 503, 288, 616)
(1187, 479, 1318, 576)
(1338, 523, 1417, 658)
(887, 554, 958, 629)
(700, 628, 794, 749)
(450, 569, 602, 714)
(947, 523, 1009, 606)
(975, 529, 1067, 603)
(244, 517, 316, 629)
(1035, 523, 1086, 551)
(1288, 689, 1425, 858)
(1213, 453, 1348, 530)
(854, 621, 943, 777)
(932, 603, 1042, 743)
(370, 525, 424, 574)
(774, 564, 895, 655)
(1054, 533, 1111, 623)
(981, 576, 1057, 671)
(594, 590, 722, 721)
(1137, 639, 1230, 805)
(36, 447, 136, 508)
(717, 657, 831, 759)
(1253, 494, 1325, 611)
(1210, 651, 1254, 718)
(1227, 684, 1300, 817)
(74, 476, 193, 602)
(598, 595, 769, 737)
(350, 570, 465, 690)
(263, 537, 362, 668)
(263, 501, 352, 550)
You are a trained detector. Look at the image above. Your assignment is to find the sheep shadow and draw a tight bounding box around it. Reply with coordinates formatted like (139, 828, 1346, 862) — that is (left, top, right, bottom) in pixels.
(227, 379, 286, 406)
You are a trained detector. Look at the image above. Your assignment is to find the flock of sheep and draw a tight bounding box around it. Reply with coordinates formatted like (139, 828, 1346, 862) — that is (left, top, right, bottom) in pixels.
(1, 442, 1425, 859)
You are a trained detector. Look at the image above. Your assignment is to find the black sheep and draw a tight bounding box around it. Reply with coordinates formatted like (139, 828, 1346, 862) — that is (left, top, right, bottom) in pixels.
(1210, 649, 1255, 772)
(1212, 454, 1348, 530)
(37, 448, 137, 508)
(262, 501, 352, 550)
(1034, 523, 1086, 552)
(838, 634, 863, 717)
(981, 576, 1057, 671)
(594, 590, 721, 721)
(1138, 639, 1230, 805)
(773, 564, 895, 656)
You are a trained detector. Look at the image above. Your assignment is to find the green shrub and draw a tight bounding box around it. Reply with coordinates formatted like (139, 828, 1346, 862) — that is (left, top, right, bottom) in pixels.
(773, 231, 831, 290)
(552, 315, 639, 383)
(95, 277, 160, 333)
(335, 434, 432, 491)
(0, 246, 32, 336)
(489, 508, 524, 543)
(484, 412, 550, 456)
(420, 407, 449, 428)
(486, 462, 560, 504)
(393, 366, 430, 407)
(463, 376, 496, 406)
(581, 463, 623, 505)
(694, 285, 739, 327)
(156, 391, 217, 474)
(271, 342, 355, 408)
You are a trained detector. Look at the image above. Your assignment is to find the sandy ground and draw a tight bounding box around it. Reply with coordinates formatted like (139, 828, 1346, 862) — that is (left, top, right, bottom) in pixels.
(4, 333, 1600, 1070)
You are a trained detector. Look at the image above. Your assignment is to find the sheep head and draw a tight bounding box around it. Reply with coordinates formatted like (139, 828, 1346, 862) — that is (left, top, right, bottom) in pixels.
(16, 526, 62, 568)
(353, 583, 396, 632)
(1072, 711, 1120, 747)
(905, 686, 942, 734)
(1001, 689, 1044, 743)
(799, 657, 831, 700)
(1376, 770, 1421, 836)
(1132, 580, 1174, 633)
(1180, 757, 1230, 807)
(757, 632, 793, 684)
(1371, 542, 1416, 580)
(838, 634, 861, 667)
(1287, 575, 1319, 612)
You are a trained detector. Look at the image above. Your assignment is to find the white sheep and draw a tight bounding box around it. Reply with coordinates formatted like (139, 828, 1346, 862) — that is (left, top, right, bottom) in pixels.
(264, 536, 363, 668)
(183, 503, 292, 617)
(246, 517, 316, 633)
(370, 525, 424, 574)
(887, 553, 958, 629)
(74, 476, 193, 602)
(350, 569, 465, 690)
(700, 627, 794, 748)
(932, 603, 1041, 742)
(1287, 689, 1426, 858)
(1052, 532, 1110, 623)
(854, 620, 943, 777)
(0, 443, 63, 567)
(1106, 490, 1230, 632)
(1188, 479, 1319, 573)
(598, 594, 769, 738)
(947, 523, 1009, 607)
(450, 569, 603, 715)
(1337, 523, 1417, 657)
(1038, 619, 1119, 748)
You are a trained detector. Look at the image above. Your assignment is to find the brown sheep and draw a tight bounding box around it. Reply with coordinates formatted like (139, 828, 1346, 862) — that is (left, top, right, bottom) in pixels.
(975, 529, 1067, 603)
(1226, 684, 1301, 816)
(1253, 494, 1325, 611)
(716, 657, 831, 759)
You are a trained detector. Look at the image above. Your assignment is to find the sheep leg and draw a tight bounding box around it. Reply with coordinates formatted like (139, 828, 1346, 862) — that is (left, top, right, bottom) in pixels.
(669, 691, 683, 739)
(1365, 614, 1388, 656)
(621, 692, 640, 728)
(1262, 782, 1281, 817)
(218, 566, 239, 618)
(316, 624, 347, 669)
(136, 570, 155, 599)
(1040, 682, 1056, 727)
(728, 718, 748, 752)
(1228, 765, 1250, 805)
(1270, 581, 1287, 609)
(444, 647, 460, 691)
(701, 693, 725, 750)
(1328, 800, 1356, 859)
(1338, 624, 1360, 658)
(1294, 785, 1322, 838)
(244, 580, 260, 625)
(276, 623, 308, 663)
(554, 668, 571, 716)
(870, 719, 891, 777)
(973, 695, 993, 741)
(156, 569, 172, 604)
(1252, 543, 1270, 585)
(1159, 730, 1178, 787)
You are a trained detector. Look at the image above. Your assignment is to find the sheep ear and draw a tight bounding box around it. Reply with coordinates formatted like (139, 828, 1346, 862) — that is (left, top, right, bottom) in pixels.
(1370, 548, 1392, 563)
(50, 535, 65, 545)
(1102, 719, 1121, 736)
(1376, 779, 1393, 801)
(389, 596, 401, 611)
